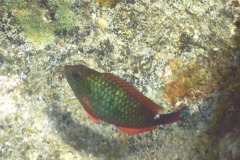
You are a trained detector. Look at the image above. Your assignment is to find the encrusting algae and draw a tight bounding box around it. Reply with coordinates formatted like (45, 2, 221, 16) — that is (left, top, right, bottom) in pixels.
(163, 58, 217, 107)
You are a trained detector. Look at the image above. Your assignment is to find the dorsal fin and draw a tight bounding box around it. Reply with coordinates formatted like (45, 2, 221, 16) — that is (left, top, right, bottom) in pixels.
(104, 73, 162, 113)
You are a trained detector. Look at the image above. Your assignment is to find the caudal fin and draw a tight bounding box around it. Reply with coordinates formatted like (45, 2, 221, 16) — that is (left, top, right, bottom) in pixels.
(155, 107, 188, 125)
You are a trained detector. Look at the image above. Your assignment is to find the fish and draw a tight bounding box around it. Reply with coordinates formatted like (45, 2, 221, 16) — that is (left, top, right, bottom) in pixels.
(64, 64, 186, 134)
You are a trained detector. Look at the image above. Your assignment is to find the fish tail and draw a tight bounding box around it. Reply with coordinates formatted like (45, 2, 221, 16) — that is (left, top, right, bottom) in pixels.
(155, 107, 188, 125)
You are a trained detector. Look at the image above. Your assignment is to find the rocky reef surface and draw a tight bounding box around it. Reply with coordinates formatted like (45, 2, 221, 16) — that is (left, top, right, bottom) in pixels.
(0, 0, 239, 159)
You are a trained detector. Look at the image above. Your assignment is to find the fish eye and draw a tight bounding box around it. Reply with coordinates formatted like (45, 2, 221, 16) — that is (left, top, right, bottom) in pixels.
(73, 72, 80, 80)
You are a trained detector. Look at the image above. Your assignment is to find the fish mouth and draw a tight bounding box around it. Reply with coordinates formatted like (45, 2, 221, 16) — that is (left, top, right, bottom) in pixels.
(64, 65, 78, 74)
(64, 65, 75, 79)
(64, 64, 86, 72)
(64, 65, 73, 72)
(64, 64, 86, 78)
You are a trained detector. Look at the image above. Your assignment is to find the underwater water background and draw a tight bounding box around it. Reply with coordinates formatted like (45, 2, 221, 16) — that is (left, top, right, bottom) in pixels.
(0, 0, 240, 159)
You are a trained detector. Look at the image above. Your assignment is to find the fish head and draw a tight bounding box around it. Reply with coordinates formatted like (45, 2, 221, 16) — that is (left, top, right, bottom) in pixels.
(64, 65, 91, 96)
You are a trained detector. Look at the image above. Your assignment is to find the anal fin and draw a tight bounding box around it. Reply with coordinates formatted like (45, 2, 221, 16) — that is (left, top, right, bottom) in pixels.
(84, 109, 100, 124)
(116, 125, 157, 134)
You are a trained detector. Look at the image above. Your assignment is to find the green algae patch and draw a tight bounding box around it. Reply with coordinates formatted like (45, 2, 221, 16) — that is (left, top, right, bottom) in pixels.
(47, 0, 78, 31)
(2, 0, 79, 49)
(54, 8, 77, 31)
(15, 6, 56, 48)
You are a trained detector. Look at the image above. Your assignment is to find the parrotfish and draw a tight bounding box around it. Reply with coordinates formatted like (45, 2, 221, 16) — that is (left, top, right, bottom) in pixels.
(64, 64, 186, 134)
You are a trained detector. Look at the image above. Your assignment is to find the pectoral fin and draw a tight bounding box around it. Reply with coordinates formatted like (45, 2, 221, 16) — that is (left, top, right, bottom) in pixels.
(79, 96, 100, 124)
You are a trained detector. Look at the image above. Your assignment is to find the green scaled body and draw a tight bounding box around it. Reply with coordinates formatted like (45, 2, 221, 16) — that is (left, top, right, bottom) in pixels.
(64, 65, 183, 134)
